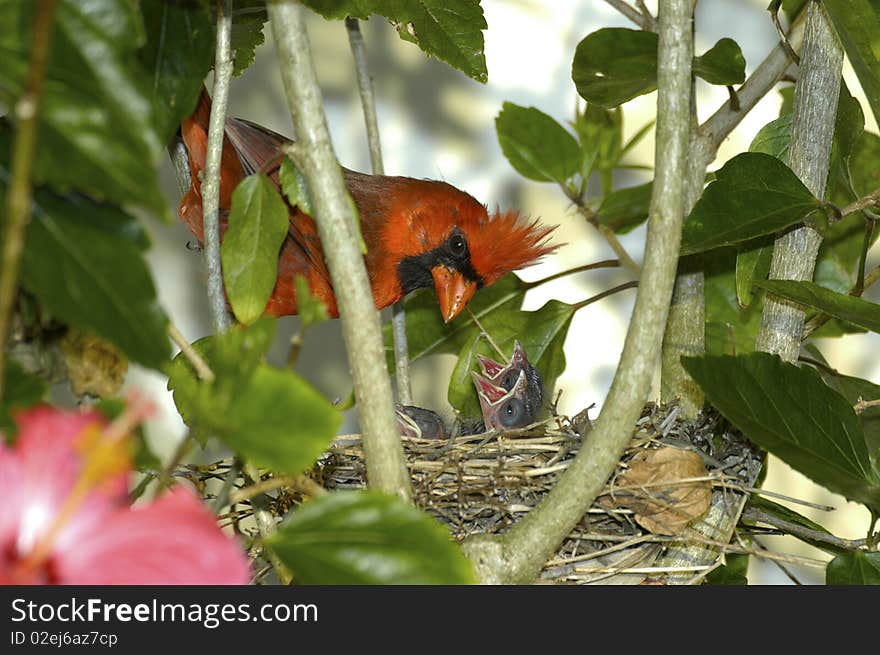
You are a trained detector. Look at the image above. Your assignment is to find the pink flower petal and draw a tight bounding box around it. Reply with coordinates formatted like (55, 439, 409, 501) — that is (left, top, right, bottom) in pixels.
(1, 406, 128, 560)
(55, 486, 252, 585)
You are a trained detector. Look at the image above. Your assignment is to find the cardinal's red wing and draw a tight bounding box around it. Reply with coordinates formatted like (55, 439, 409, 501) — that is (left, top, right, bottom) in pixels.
(223, 116, 337, 316)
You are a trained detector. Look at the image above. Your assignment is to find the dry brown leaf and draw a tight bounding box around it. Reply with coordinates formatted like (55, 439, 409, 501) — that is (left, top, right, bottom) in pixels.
(61, 329, 128, 398)
(604, 446, 711, 536)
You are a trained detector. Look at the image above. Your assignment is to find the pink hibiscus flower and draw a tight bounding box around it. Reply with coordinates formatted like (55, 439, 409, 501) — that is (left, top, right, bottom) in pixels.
(0, 403, 251, 584)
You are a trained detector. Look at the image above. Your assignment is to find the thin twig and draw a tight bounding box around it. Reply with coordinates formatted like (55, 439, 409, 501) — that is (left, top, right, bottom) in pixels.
(742, 506, 866, 551)
(770, 1, 801, 65)
(230, 473, 327, 504)
(167, 323, 214, 382)
(568, 194, 641, 276)
(465, 307, 505, 360)
(202, 0, 234, 333)
(243, 462, 293, 584)
(524, 259, 621, 290)
(345, 17, 413, 406)
(603, 0, 655, 30)
(854, 397, 880, 414)
(0, 0, 56, 403)
(841, 187, 880, 218)
(572, 281, 638, 311)
(210, 459, 241, 513)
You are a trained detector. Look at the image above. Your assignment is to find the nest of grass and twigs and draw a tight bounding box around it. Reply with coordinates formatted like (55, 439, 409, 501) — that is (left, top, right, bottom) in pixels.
(171, 402, 770, 585)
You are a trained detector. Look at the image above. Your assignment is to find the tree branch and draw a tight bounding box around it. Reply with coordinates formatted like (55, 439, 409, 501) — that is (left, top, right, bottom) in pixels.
(462, 0, 692, 583)
(0, 0, 56, 403)
(202, 0, 234, 333)
(345, 17, 413, 406)
(267, 1, 412, 501)
(756, 1, 843, 360)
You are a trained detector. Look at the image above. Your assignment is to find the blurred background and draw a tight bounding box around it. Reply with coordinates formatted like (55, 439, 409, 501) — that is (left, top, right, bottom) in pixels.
(132, 0, 879, 584)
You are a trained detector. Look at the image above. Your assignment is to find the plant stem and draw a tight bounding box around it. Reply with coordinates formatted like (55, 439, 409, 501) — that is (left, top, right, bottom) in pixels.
(756, 1, 843, 361)
(268, 0, 412, 501)
(523, 258, 620, 289)
(603, 0, 655, 30)
(243, 462, 292, 584)
(660, 9, 806, 417)
(653, 4, 809, 581)
(462, 0, 693, 583)
(742, 506, 866, 551)
(0, 0, 56, 403)
(569, 197, 641, 275)
(202, 0, 234, 333)
(345, 17, 413, 406)
(841, 187, 880, 218)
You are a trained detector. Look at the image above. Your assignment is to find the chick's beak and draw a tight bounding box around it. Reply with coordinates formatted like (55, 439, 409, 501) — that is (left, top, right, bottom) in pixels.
(432, 266, 477, 323)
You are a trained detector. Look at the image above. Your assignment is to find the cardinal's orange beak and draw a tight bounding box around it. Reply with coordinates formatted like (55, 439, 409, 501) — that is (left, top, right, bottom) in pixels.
(432, 266, 477, 323)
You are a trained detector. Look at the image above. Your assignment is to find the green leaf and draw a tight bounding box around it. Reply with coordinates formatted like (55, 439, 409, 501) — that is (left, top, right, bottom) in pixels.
(447, 299, 574, 417)
(279, 156, 314, 215)
(302, 0, 487, 83)
(0, 361, 46, 437)
(221, 174, 290, 325)
(749, 113, 792, 162)
(571, 104, 623, 182)
(747, 495, 848, 555)
(9, 187, 170, 370)
(735, 243, 773, 308)
(705, 553, 749, 585)
(167, 319, 341, 474)
(754, 280, 880, 334)
(816, 367, 880, 467)
(227, 0, 268, 76)
(823, 0, 880, 127)
(680, 153, 820, 256)
(572, 28, 659, 108)
(826, 552, 880, 584)
(266, 491, 476, 584)
(705, 249, 763, 355)
(693, 38, 746, 86)
(682, 353, 880, 513)
(495, 102, 581, 184)
(294, 275, 329, 330)
(572, 30, 745, 107)
(0, 0, 166, 215)
(595, 182, 652, 233)
(139, 0, 214, 142)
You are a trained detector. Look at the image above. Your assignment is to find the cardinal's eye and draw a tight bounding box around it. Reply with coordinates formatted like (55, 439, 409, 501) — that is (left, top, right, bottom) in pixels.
(448, 232, 467, 258)
(499, 397, 525, 428)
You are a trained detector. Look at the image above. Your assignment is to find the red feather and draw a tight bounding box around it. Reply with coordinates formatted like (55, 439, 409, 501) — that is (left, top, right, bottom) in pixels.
(178, 90, 559, 321)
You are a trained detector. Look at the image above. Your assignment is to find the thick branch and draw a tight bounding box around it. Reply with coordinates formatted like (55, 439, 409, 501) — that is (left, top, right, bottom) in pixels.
(655, 5, 809, 580)
(268, 1, 412, 501)
(462, 0, 692, 583)
(345, 17, 412, 406)
(756, 1, 843, 360)
(202, 0, 234, 333)
(0, 0, 56, 402)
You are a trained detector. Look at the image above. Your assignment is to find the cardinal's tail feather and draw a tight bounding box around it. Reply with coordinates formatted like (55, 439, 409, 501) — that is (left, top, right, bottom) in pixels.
(177, 87, 245, 240)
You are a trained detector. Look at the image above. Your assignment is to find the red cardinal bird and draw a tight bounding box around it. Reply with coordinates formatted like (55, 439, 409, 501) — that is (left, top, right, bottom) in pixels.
(178, 91, 557, 322)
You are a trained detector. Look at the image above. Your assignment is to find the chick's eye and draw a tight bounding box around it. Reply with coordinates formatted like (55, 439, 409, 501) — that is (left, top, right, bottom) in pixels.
(499, 397, 525, 428)
(448, 233, 467, 257)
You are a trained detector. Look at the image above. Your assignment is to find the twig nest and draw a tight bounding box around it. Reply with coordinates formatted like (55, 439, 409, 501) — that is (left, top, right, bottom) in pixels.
(312, 401, 758, 584)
